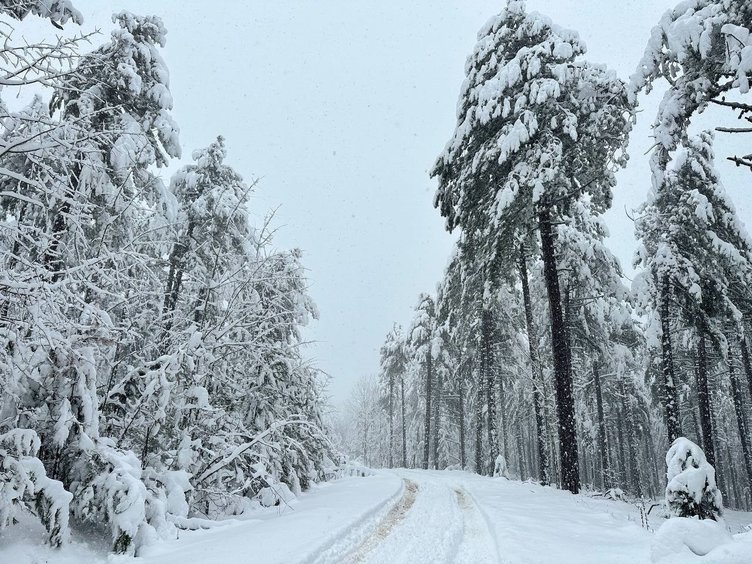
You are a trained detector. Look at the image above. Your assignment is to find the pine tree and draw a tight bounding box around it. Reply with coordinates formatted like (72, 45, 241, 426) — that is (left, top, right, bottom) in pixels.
(635, 132, 752, 465)
(379, 326, 407, 468)
(409, 293, 438, 470)
(432, 0, 631, 493)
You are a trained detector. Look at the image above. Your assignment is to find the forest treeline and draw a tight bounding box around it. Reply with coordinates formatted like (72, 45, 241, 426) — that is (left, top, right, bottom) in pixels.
(341, 0, 752, 509)
(0, 1, 333, 555)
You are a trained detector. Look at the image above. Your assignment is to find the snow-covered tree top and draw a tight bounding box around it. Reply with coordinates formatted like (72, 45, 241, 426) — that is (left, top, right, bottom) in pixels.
(634, 130, 752, 326)
(1, 0, 82, 26)
(630, 0, 752, 182)
(56, 11, 180, 168)
(438, 0, 586, 172)
(433, 0, 630, 253)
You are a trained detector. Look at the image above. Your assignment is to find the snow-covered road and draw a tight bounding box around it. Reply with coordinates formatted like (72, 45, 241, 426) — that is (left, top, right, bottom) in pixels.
(3, 469, 752, 563)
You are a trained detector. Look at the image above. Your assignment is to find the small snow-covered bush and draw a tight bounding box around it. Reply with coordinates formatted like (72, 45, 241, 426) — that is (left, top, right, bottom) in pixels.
(605, 487, 626, 501)
(665, 437, 722, 520)
(493, 455, 509, 478)
(69, 438, 178, 555)
(0, 429, 72, 547)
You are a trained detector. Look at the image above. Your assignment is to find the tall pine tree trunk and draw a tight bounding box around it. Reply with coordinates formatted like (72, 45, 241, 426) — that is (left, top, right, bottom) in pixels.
(482, 309, 499, 475)
(660, 275, 681, 442)
(388, 370, 395, 469)
(695, 324, 715, 465)
(593, 360, 610, 490)
(423, 351, 432, 470)
(459, 361, 466, 469)
(475, 370, 484, 474)
(740, 334, 752, 410)
(499, 361, 508, 468)
(616, 406, 628, 488)
(538, 208, 579, 493)
(728, 340, 752, 494)
(400, 377, 407, 468)
(432, 366, 442, 469)
(519, 247, 549, 484)
(620, 373, 642, 497)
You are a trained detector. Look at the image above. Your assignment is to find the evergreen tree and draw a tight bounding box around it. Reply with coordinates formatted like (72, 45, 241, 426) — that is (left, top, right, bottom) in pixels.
(432, 0, 631, 493)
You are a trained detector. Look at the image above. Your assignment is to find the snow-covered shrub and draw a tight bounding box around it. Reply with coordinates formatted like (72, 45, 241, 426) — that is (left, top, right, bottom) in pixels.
(0, 429, 72, 547)
(665, 437, 722, 520)
(493, 455, 508, 479)
(606, 487, 626, 501)
(68, 438, 176, 555)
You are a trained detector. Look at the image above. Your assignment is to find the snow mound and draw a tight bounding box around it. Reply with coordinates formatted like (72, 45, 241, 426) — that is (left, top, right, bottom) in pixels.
(651, 517, 732, 562)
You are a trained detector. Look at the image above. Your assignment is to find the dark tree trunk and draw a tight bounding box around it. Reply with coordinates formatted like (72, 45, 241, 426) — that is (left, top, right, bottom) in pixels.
(423, 350, 432, 470)
(432, 365, 442, 469)
(519, 247, 549, 484)
(163, 222, 195, 318)
(388, 369, 395, 469)
(499, 358, 508, 467)
(401, 377, 407, 468)
(620, 374, 642, 497)
(659, 275, 681, 442)
(694, 325, 715, 466)
(728, 341, 752, 493)
(740, 335, 752, 410)
(516, 422, 525, 479)
(459, 361, 466, 469)
(538, 208, 579, 493)
(475, 368, 484, 474)
(43, 161, 81, 282)
(593, 360, 610, 489)
(616, 406, 628, 488)
(482, 309, 499, 475)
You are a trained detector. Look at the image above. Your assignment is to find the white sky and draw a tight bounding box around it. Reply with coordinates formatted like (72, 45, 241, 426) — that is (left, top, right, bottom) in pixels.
(24, 1, 752, 406)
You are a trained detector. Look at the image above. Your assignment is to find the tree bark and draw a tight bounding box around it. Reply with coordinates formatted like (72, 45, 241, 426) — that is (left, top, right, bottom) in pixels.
(538, 208, 579, 493)
(520, 247, 549, 484)
(432, 365, 442, 469)
(740, 335, 752, 410)
(482, 309, 499, 475)
(694, 325, 715, 466)
(620, 373, 642, 497)
(475, 367, 484, 474)
(43, 161, 81, 282)
(388, 368, 395, 469)
(659, 275, 681, 442)
(593, 360, 610, 490)
(728, 340, 752, 494)
(401, 377, 407, 468)
(459, 360, 466, 469)
(423, 350, 432, 470)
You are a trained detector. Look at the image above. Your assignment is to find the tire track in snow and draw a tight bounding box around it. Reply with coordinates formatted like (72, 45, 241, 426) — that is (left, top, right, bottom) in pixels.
(305, 477, 406, 564)
(453, 487, 501, 564)
(346, 479, 419, 563)
(358, 474, 465, 564)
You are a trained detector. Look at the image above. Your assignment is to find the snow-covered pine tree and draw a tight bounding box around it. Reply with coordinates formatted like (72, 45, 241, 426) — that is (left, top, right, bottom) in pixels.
(379, 326, 408, 468)
(635, 132, 752, 489)
(0, 0, 81, 25)
(432, 0, 631, 493)
(631, 0, 752, 171)
(665, 437, 723, 520)
(409, 293, 438, 470)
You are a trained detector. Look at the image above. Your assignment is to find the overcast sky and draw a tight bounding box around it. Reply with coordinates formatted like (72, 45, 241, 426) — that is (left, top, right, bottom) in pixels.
(32, 1, 752, 406)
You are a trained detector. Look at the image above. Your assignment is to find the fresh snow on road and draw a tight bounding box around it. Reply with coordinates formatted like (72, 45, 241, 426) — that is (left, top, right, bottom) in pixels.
(2, 469, 752, 563)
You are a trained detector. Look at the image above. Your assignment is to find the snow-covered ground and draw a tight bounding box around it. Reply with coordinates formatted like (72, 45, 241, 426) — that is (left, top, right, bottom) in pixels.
(2, 469, 751, 563)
